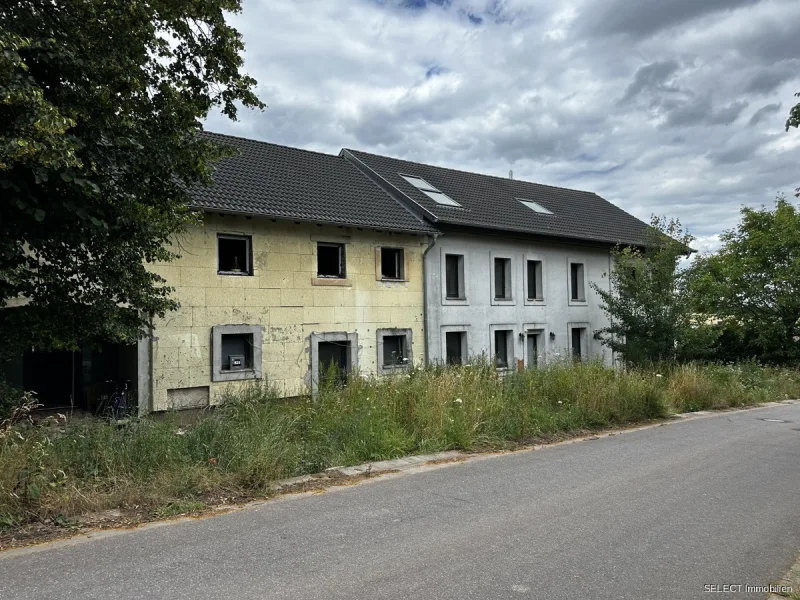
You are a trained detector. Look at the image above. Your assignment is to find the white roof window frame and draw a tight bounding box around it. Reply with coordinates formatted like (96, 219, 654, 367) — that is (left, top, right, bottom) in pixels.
(517, 198, 553, 215)
(400, 174, 461, 207)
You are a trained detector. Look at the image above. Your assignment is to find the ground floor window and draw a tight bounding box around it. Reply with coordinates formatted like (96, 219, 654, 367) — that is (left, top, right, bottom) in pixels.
(493, 329, 513, 369)
(569, 324, 589, 362)
(445, 331, 467, 365)
(212, 325, 263, 382)
(310, 332, 358, 394)
(377, 328, 412, 374)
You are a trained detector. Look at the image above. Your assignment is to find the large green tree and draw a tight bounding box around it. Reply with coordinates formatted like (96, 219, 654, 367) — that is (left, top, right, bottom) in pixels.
(0, 1, 262, 359)
(592, 217, 711, 366)
(789, 92, 799, 197)
(689, 198, 800, 364)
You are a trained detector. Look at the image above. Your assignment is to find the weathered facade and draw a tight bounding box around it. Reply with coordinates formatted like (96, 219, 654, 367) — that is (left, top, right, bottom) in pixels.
(145, 215, 429, 411)
(342, 148, 651, 369)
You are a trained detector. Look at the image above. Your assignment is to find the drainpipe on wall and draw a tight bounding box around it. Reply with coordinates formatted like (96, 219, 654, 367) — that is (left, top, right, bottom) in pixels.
(421, 233, 439, 367)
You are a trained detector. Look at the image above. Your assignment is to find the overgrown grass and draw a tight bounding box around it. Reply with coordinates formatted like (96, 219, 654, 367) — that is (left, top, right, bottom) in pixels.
(1, 361, 798, 527)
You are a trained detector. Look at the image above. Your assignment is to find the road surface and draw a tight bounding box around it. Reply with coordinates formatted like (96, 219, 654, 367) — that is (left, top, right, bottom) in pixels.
(2, 403, 799, 599)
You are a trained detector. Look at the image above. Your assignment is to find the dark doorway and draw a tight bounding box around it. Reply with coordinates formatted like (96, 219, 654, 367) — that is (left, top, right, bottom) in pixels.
(571, 328, 584, 361)
(318, 341, 350, 387)
(22, 349, 79, 409)
(445, 331, 464, 365)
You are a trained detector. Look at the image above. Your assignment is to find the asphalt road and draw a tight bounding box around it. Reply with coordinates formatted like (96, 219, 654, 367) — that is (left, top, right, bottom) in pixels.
(2, 403, 799, 600)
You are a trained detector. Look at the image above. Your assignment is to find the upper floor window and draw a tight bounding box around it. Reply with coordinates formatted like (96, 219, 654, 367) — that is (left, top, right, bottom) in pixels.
(400, 174, 461, 207)
(318, 242, 346, 278)
(445, 253, 465, 299)
(218, 234, 252, 275)
(494, 257, 512, 300)
(570, 262, 586, 302)
(527, 260, 543, 301)
(379, 247, 405, 280)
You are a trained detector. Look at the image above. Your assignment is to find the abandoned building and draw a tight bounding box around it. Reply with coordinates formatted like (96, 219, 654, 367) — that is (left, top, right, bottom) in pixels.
(3, 132, 653, 415)
(342, 148, 650, 369)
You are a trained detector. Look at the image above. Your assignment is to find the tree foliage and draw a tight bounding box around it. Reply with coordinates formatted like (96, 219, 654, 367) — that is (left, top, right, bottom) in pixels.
(592, 217, 710, 366)
(0, 1, 262, 360)
(688, 198, 800, 364)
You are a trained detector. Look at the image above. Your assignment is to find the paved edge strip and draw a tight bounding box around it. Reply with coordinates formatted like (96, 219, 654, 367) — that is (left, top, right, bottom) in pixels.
(1, 399, 797, 560)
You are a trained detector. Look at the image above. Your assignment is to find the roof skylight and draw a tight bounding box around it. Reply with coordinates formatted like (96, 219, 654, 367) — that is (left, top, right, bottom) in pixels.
(400, 174, 461, 207)
(517, 199, 553, 215)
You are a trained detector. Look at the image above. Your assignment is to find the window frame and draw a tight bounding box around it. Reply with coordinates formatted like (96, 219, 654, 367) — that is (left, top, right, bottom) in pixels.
(376, 328, 413, 374)
(399, 174, 461, 207)
(317, 242, 347, 279)
(523, 324, 548, 367)
(567, 322, 591, 362)
(524, 255, 546, 305)
(490, 324, 516, 371)
(490, 251, 515, 306)
(211, 324, 263, 382)
(440, 325, 470, 366)
(375, 247, 407, 282)
(567, 258, 588, 305)
(309, 331, 358, 395)
(441, 248, 468, 305)
(217, 234, 253, 276)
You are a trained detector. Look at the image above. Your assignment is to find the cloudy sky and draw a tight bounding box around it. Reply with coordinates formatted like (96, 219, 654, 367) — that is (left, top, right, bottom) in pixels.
(205, 0, 800, 253)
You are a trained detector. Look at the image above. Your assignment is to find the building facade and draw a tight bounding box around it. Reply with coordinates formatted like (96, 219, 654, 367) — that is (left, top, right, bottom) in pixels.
(342, 148, 651, 369)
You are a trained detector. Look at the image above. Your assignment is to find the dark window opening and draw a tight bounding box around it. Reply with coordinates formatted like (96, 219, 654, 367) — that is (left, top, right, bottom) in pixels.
(494, 329, 512, 369)
(382, 335, 407, 367)
(527, 332, 540, 367)
(221, 333, 253, 371)
(445, 254, 464, 299)
(218, 235, 251, 275)
(494, 257, 511, 300)
(445, 331, 465, 365)
(381, 248, 404, 280)
(571, 328, 584, 361)
(318, 341, 350, 387)
(527, 260, 543, 300)
(318, 243, 345, 278)
(570, 263, 585, 301)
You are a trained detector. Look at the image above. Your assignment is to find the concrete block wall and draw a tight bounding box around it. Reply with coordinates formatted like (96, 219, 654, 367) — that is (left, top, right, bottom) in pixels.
(147, 213, 430, 411)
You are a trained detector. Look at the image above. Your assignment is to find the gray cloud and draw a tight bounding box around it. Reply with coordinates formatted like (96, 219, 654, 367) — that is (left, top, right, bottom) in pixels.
(577, 0, 761, 39)
(620, 60, 681, 104)
(749, 103, 782, 126)
(207, 0, 800, 247)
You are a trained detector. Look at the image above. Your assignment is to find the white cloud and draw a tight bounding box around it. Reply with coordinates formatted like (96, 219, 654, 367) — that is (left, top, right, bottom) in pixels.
(205, 0, 800, 243)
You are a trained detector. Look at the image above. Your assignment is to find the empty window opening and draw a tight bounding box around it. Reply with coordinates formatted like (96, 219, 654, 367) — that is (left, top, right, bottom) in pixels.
(445, 331, 466, 365)
(445, 254, 465, 299)
(494, 329, 513, 369)
(218, 235, 252, 275)
(494, 257, 512, 300)
(400, 174, 461, 207)
(527, 331, 542, 367)
(517, 199, 553, 214)
(318, 341, 351, 388)
(380, 248, 404, 280)
(527, 260, 543, 300)
(571, 327, 585, 361)
(382, 335, 407, 367)
(318, 243, 345, 278)
(570, 263, 585, 301)
(221, 333, 253, 372)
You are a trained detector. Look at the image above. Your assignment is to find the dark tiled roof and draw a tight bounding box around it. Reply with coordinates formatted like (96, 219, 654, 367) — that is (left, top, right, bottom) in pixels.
(191, 132, 436, 234)
(344, 149, 651, 246)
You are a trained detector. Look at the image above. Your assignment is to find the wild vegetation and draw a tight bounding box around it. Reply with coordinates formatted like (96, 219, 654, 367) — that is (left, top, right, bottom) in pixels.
(2, 361, 799, 529)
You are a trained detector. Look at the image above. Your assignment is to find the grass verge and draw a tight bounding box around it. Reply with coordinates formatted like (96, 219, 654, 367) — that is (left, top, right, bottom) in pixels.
(1, 361, 798, 532)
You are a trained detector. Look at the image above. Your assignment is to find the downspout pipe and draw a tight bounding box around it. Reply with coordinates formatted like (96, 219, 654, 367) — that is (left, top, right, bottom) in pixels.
(421, 232, 439, 367)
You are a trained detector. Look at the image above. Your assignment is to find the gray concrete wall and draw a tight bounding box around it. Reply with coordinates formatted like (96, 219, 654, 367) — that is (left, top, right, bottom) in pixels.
(424, 232, 615, 366)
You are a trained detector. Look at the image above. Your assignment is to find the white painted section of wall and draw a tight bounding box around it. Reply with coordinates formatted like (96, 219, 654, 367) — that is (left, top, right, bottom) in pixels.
(424, 232, 614, 366)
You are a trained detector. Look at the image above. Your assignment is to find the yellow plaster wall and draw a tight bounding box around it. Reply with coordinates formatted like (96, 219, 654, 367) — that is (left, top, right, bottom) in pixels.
(148, 214, 429, 411)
